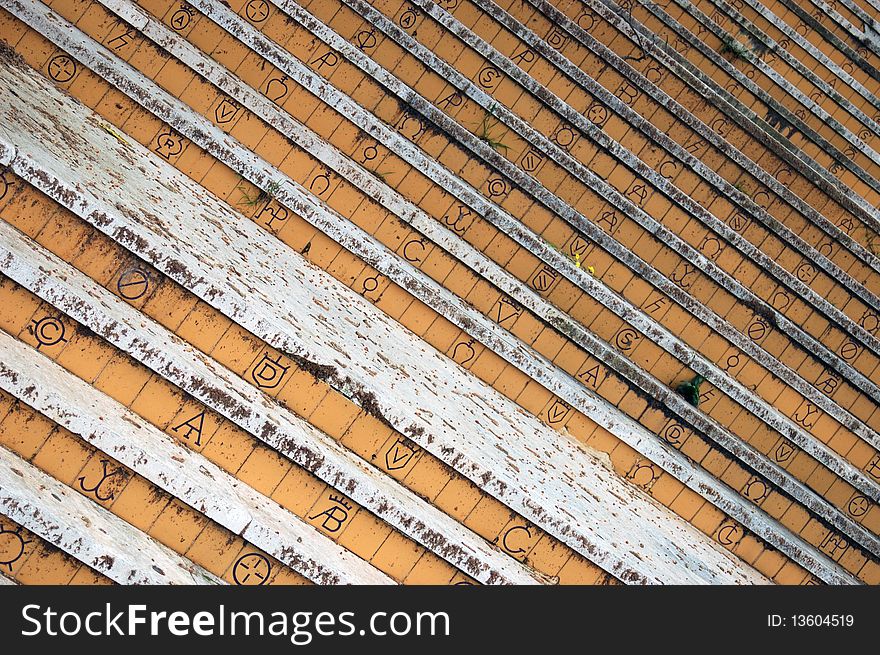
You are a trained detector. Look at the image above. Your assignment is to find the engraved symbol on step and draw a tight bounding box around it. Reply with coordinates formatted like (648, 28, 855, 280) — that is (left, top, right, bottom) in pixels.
(233, 553, 271, 585)
(116, 268, 150, 300)
(545, 399, 571, 425)
(396, 114, 425, 140)
(670, 262, 696, 289)
(500, 524, 534, 556)
(721, 350, 741, 372)
(626, 181, 648, 207)
(443, 205, 473, 234)
(436, 0, 459, 10)
(714, 521, 743, 547)
(354, 29, 377, 50)
(437, 92, 463, 112)
(397, 5, 419, 30)
(492, 296, 521, 326)
(78, 459, 124, 502)
(172, 411, 206, 447)
(838, 339, 861, 362)
(309, 172, 332, 197)
(476, 65, 502, 90)
(847, 494, 870, 518)
(360, 144, 379, 164)
(726, 211, 749, 233)
(792, 400, 822, 430)
(698, 234, 723, 261)
(566, 235, 591, 259)
(31, 316, 67, 349)
(385, 438, 418, 471)
(258, 202, 288, 232)
(819, 532, 849, 562)
(451, 339, 476, 365)
(658, 160, 679, 180)
(864, 454, 880, 482)
(106, 27, 137, 51)
(361, 274, 381, 296)
(402, 239, 425, 263)
(169, 6, 194, 31)
(596, 210, 619, 233)
(741, 476, 768, 504)
(47, 54, 77, 84)
(244, 0, 270, 23)
(546, 26, 568, 51)
(309, 495, 353, 533)
(263, 76, 290, 103)
(859, 309, 879, 336)
(577, 362, 605, 388)
(154, 129, 185, 160)
(519, 147, 545, 173)
(614, 327, 640, 352)
(770, 289, 791, 312)
(310, 51, 339, 72)
(551, 123, 579, 151)
(0, 172, 11, 201)
(643, 295, 666, 315)
(626, 460, 659, 490)
(795, 260, 817, 284)
(0, 523, 30, 571)
(771, 438, 796, 464)
(250, 353, 289, 390)
(214, 97, 240, 125)
(530, 264, 558, 293)
(485, 177, 509, 200)
(662, 421, 684, 447)
(614, 81, 639, 106)
(576, 10, 595, 31)
(511, 47, 536, 67)
(813, 369, 839, 397)
(746, 315, 769, 342)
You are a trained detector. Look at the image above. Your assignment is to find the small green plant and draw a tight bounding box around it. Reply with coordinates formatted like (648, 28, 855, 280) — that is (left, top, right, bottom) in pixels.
(474, 104, 510, 154)
(719, 33, 750, 60)
(732, 180, 750, 195)
(236, 179, 281, 207)
(675, 374, 704, 407)
(371, 168, 396, 183)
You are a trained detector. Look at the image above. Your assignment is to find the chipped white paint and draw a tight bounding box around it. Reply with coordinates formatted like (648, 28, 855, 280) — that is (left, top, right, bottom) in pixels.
(265, 0, 880, 396)
(629, 0, 880, 196)
(557, 0, 880, 229)
(0, 444, 221, 585)
(0, 40, 778, 585)
(101, 0, 880, 559)
(0, 573, 16, 585)
(0, 219, 545, 586)
(0, 331, 394, 586)
(531, 0, 880, 403)
(531, 0, 880, 274)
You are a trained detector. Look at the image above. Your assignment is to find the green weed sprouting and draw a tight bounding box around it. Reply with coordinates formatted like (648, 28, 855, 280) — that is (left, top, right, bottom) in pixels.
(719, 33, 750, 60)
(474, 104, 510, 154)
(236, 179, 281, 207)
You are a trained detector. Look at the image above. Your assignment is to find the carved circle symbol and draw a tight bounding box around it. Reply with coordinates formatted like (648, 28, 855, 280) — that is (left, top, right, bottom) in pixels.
(245, 0, 270, 22)
(398, 6, 418, 29)
(47, 55, 77, 83)
(586, 103, 608, 126)
(486, 177, 508, 198)
(170, 9, 192, 31)
(847, 495, 869, 518)
(117, 268, 150, 300)
(0, 525, 28, 570)
(32, 316, 67, 348)
(233, 553, 271, 585)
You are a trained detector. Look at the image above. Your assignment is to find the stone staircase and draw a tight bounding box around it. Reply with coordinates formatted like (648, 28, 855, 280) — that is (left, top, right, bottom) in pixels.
(0, 0, 877, 585)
